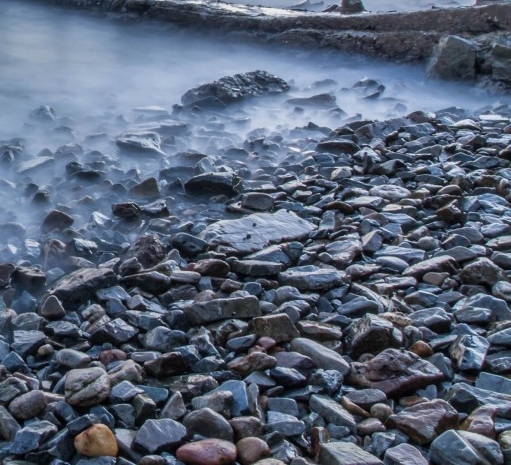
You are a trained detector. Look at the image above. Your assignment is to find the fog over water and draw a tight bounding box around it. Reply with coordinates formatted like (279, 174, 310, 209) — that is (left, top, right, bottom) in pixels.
(0, 0, 508, 236)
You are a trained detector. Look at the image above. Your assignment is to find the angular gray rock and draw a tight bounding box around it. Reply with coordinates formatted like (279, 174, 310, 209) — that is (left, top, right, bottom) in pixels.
(199, 210, 316, 255)
(430, 430, 503, 465)
(181, 70, 290, 107)
(290, 337, 350, 375)
(65, 367, 111, 407)
(427, 35, 476, 81)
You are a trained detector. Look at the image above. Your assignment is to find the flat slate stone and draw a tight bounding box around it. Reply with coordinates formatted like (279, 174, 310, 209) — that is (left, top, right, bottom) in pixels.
(290, 338, 350, 375)
(199, 210, 316, 255)
(310, 395, 356, 432)
(319, 441, 383, 464)
(278, 265, 347, 291)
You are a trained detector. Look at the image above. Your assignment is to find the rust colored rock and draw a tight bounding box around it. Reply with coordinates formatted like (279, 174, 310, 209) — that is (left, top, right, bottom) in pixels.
(74, 424, 118, 457)
(176, 438, 237, 465)
(409, 340, 434, 357)
(347, 349, 444, 397)
(386, 399, 459, 445)
(460, 406, 497, 439)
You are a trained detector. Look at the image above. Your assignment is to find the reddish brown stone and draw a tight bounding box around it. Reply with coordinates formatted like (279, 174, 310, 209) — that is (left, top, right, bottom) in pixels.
(176, 439, 237, 465)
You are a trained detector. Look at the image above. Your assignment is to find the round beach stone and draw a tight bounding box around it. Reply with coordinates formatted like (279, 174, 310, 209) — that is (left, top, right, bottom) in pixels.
(176, 438, 237, 465)
(237, 437, 270, 465)
(74, 423, 118, 457)
(65, 367, 110, 407)
(8, 390, 46, 420)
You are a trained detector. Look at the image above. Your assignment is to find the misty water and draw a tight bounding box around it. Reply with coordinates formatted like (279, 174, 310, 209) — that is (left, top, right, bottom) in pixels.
(0, 0, 508, 236)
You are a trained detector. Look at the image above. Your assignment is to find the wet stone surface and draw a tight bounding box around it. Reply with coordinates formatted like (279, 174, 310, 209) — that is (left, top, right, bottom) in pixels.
(1, 65, 511, 464)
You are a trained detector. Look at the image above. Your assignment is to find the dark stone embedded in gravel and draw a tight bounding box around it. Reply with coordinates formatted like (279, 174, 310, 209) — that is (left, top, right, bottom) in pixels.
(183, 407, 234, 440)
(10, 420, 58, 455)
(121, 233, 166, 268)
(199, 210, 316, 255)
(310, 395, 356, 433)
(185, 172, 238, 196)
(319, 441, 383, 465)
(430, 430, 504, 465)
(344, 314, 402, 360)
(348, 349, 444, 397)
(449, 334, 489, 372)
(290, 337, 350, 375)
(250, 314, 299, 343)
(386, 399, 458, 445)
(444, 382, 511, 417)
(40, 209, 74, 233)
(185, 294, 260, 325)
(49, 267, 117, 307)
(133, 418, 187, 453)
(11, 330, 46, 357)
(181, 70, 289, 107)
(278, 265, 347, 291)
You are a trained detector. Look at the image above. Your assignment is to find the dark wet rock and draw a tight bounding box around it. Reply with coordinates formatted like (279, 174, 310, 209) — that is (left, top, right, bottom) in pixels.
(344, 314, 402, 360)
(39, 294, 66, 319)
(199, 210, 316, 255)
(444, 382, 511, 417)
(130, 177, 160, 199)
(181, 70, 289, 107)
(121, 233, 166, 269)
(9, 420, 58, 455)
(49, 267, 117, 307)
(386, 399, 458, 445)
(185, 172, 237, 196)
(427, 35, 477, 81)
(11, 330, 46, 357)
(449, 334, 489, 372)
(89, 317, 138, 345)
(430, 430, 503, 465)
(40, 209, 74, 233)
(250, 313, 299, 342)
(348, 349, 444, 397)
(185, 294, 260, 325)
(134, 418, 187, 454)
(278, 265, 347, 291)
(183, 407, 233, 440)
(459, 257, 507, 286)
(121, 271, 171, 294)
(144, 352, 188, 378)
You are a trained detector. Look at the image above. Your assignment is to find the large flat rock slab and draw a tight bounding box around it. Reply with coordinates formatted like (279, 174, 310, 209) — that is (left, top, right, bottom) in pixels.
(199, 210, 316, 255)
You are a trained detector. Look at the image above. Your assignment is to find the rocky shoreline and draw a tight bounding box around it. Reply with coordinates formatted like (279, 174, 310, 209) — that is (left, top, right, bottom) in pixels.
(1, 64, 511, 464)
(26, 0, 511, 92)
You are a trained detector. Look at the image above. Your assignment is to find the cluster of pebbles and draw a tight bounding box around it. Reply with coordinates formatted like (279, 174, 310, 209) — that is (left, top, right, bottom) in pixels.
(1, 69, 511, 465)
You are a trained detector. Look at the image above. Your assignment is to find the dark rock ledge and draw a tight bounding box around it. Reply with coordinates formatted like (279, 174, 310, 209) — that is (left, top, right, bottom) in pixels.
(28, 0, 511, 89)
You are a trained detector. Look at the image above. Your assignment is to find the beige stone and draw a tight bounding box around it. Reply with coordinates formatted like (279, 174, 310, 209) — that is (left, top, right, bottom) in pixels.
(74, 424, 118, 457)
